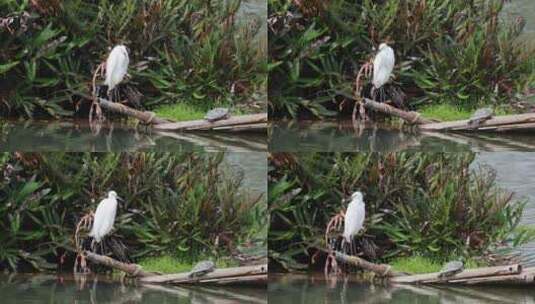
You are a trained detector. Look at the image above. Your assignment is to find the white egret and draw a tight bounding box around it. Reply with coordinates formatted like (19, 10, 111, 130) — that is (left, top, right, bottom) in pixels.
(343, 191, 365, 253)
(89, 190, 123, 244)
(104, 45, 129, 102)
(372, 43, 395, 101)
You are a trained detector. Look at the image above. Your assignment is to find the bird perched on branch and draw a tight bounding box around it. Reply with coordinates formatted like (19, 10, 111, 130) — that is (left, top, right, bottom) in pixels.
(372, 43, 395, 102)
(89, 191, 123, 244)
(343, 191, 366, 254)
(104, 45, 129, 102)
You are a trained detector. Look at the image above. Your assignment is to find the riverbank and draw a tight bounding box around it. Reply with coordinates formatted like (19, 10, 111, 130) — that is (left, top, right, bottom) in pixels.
(0, 152, 267, 273)
(0, 1, 266, 119)
(268, 153, 530, 273)
(268, 0, 535, 120)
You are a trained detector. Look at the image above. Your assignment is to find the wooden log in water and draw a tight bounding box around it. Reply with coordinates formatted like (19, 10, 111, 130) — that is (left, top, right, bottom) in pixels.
(446, 271, 535, 285)
(140, 264, 268, 285)
(153, 114, 268, 131)
(213, 123, 267, 132)
(98, 98, 170, 124)
(479, 122, 535, 132)
(362, 98, 433, 125)
(420, 113, 535, 131)
(334, 252, 405, 277)
(84, 251, 158, 277)
(391, 264, 522, 284)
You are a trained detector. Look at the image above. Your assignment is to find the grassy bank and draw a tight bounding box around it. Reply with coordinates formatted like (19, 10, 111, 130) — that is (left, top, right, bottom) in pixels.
(390, 256, 487, 274)
(0, 0, 266, 119)
(0, 152, 266, 272)
(153, 103, 206, 121)
(419, 104, 514, 121)
(138, 255, 239, 274)
(268, 153, 529, 271)
(269, 0, 535, 119)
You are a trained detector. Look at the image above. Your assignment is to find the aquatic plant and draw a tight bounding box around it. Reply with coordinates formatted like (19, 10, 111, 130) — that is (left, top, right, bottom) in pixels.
(268, 153, 526, 271)
(268, 0, 535, 118)
(0, 152, 264, 272)
(0, 0, 266, 119)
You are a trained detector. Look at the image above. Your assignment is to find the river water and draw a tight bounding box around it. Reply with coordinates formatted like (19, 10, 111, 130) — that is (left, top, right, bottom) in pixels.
(0, 119, 266, 152)
(269, 273, 535, 304)
(0, 273, 266, 304)
(269, 121, 535, 152)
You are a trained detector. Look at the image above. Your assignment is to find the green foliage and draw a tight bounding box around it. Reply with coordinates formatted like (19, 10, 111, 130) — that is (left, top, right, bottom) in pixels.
(0, 0, 265, 118)
(0, 152, 264, 271)
(269, 153, 527, 270)
(269, 0, 535, 118)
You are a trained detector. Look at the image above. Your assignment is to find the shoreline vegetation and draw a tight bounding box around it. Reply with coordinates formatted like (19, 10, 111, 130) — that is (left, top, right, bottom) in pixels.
(268, 153, 534, 276)
(0, 152, 267, 274)
(0, 1, 266, 121)
(268, 0, 535, 121)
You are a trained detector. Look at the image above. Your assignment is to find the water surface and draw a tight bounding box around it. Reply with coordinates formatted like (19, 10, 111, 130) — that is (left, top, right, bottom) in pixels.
(0, 273, 265, 304)
(270, 273, 535, 304)
(0, 119, 266, 152)
(270, 120, 535, 152)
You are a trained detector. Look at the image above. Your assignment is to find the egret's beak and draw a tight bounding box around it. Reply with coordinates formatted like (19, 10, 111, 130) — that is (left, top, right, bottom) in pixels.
(117, 196, 124, 202)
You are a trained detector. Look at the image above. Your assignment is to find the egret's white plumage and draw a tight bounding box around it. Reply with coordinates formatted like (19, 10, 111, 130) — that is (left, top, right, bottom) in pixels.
(105, 45, 129, 94)
(343, 191, 365, 243)
(89, 191, 120, 243)
(372, 43, 395, 89)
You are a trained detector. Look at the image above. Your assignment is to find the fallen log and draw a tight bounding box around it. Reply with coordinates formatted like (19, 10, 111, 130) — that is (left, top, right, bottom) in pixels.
(391, 264, 522, 284)
(213, 123, 267, 132)
(362, 98, 433, 125)
(480, 122, 535, 132)
(334, 252, 405, 277)
(154, 114, 268, 131)
(98, 98, 170, 124)
(84, 251, 158, 277)
(140, 264, 267, 285)
(420, 113, 535, 131)
(447, 271, 535, 285)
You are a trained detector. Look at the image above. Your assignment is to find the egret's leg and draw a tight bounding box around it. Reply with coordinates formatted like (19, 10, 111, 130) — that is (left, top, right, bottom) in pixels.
(114, 88, 120, 103)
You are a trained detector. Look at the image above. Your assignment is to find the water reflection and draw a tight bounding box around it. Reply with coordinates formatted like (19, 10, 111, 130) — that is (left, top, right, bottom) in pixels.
(0, 273, 266, 304)
(269, 273, 535, 304)
(269, 120, 535, 152)
(0, 119, 266, 152)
